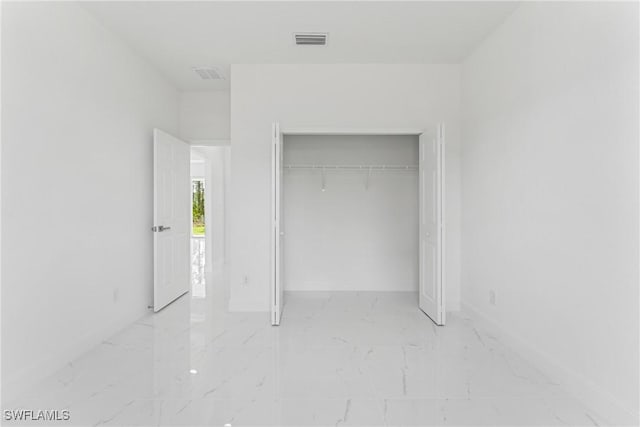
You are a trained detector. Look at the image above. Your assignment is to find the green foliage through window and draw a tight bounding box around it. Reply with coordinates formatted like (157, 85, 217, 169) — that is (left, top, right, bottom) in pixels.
(192, 180, 205, 235)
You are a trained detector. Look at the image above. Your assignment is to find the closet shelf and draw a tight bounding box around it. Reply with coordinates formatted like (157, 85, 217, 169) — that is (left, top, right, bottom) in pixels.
(284, 164, 418, 171)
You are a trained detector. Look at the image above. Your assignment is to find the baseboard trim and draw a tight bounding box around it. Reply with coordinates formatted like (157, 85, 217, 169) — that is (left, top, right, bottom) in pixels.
(462, 302, 638, 426)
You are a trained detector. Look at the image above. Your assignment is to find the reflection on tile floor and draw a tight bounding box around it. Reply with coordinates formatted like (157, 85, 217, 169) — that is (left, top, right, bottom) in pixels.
(3, 264, 608, 425)
(191, 237, 206, 299)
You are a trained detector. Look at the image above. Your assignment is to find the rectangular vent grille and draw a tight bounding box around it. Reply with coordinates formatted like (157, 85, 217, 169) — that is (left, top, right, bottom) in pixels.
(193, 67, 225, 80)
(294, 32, 328, 46)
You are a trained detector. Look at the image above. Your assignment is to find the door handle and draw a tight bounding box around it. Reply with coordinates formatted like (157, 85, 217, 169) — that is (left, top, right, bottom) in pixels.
(152, 225, 171, 232)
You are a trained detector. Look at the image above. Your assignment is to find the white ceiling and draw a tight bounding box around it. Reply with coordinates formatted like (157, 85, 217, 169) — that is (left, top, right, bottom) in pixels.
(83, 1, 519, 91)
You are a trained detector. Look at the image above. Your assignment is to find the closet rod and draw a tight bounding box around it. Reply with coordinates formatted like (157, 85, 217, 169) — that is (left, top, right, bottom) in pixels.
(284, 164, 418, 171)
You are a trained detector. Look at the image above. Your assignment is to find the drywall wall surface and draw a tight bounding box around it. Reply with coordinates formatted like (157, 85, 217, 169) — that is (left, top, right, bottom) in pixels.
(179, 91, 230, 142)
(1, 2, 179, 402)
(229, 64, 461, 311)
(212, 147, 230, 271)
(461, 2, 639, 421)
(284, 135, 418, 291)
(190, 158, 206, 179)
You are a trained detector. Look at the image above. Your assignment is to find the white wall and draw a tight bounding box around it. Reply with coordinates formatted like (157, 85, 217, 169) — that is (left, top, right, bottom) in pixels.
(461, 2, 639, 422)
(179, 91, 230, 142)
(230, 64, 461, 311)
(190, 159, 206, 179)
(213, 147, 230, 272)
(1, 2, 178, 401)
(284, 135, 418, 292)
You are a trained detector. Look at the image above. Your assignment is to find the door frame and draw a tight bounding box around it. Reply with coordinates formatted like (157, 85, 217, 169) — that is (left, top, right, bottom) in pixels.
(280, 127, 425, 136)
(271, 123, 283, 325)
(271, 124, 446, 325)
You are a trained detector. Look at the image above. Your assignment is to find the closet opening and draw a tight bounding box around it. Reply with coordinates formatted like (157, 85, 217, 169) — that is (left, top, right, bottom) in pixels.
(271, 126, 446, 327)
(284, 134, 419, 293)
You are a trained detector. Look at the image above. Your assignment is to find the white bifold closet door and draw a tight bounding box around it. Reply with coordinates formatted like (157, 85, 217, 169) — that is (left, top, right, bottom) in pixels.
(153, 129, 191, 312)
(271, 122, 284, 325)
(419, 125, 446, 325)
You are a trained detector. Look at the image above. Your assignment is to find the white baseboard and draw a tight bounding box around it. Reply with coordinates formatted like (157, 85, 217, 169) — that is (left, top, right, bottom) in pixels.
(462, 302, 638, 426)
(2, 308, 147, 406)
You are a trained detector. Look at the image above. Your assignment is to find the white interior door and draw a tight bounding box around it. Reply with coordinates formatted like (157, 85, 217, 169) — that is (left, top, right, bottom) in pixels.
(419, 124, 446, 325)
(153, 129, 191, 312)
(271, 122, 284, 325)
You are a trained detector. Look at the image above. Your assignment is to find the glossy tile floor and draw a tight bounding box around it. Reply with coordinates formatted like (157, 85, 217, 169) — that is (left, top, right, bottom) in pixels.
(4, 243, 608, 426)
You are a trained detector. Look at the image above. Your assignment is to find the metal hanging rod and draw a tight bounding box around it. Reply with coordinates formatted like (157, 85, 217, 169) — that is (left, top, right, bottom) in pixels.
(284, 164, 418, 171)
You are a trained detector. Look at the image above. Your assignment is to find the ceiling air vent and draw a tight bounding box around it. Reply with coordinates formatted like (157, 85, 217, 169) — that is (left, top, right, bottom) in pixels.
(294, 32, 328, 46)
(192, 66, 225, 80)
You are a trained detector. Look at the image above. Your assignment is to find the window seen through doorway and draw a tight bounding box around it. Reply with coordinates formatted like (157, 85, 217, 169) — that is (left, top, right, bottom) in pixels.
(192, 179, 205, 236)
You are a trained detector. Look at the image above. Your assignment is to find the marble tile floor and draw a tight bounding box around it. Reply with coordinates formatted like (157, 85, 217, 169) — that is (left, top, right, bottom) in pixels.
(3, 283, 608, 426)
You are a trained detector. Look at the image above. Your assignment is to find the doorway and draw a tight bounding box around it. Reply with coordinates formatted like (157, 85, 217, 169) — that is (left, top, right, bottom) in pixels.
(190, 151, 206, 298)
(189, 145, 231, 302)
(283, 134, 419, 292)
(152, 130, 230, 311)
(271, 125, 446, 327)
